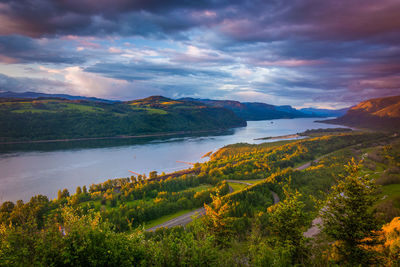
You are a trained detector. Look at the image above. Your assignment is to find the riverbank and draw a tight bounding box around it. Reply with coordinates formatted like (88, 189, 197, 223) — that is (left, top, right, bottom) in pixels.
(254, 134, 300, 141)
(0, 128, 232, 145)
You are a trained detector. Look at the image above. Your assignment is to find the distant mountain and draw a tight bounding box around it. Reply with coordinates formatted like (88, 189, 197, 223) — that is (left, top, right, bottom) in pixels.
(323, 95, 400, 130)
(300, 107, 349, 117)
(0, 91, 117, 103)
(0, 96, 246, 142)
(180, 98, 316, 120)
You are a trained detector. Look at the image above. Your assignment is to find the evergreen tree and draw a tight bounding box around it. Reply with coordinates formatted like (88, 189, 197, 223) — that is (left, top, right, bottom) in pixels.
(267, 187, 310, 264)
(76, 186, 82, 195)
(203, 191, 236, 244)
(57, 189, 63, 201)
(321, 158, 381, 265)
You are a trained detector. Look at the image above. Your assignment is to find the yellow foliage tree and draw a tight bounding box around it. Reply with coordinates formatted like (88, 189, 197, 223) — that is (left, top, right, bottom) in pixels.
(369, 217, 400, 266)
(203, 192, 236, 244)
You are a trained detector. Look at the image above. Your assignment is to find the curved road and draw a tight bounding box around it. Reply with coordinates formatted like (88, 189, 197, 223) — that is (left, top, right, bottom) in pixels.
(146, 207, 206, 232)
(147, 180, 279, 231)
(146, 157, 323, 232)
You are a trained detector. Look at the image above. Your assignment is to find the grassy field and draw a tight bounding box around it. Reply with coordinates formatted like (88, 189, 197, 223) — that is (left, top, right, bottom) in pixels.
(182, 184, 212, 192)
(130, 106, 168, 115)
(228, 182, 248, 192)
(380, 184, 400, 202)
(241, 179, 264, 184)
(79, 184, 213, 213)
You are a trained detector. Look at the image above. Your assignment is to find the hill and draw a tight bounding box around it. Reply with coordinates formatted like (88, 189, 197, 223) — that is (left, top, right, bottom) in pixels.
(180, 98, 317, 120)
(181, 98, 346, 120)
(0, 96, 246, 142)
(323, 95, 400, 130)
(0, 91, 117, 103)
(300, 107, 348, 117)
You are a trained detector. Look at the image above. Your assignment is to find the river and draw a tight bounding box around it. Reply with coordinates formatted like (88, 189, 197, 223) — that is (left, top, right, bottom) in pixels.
(0, 118, 345, 202)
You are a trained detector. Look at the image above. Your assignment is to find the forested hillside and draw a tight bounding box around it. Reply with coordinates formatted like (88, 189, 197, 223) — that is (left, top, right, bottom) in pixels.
(1, 129, 399, 266)
(181, 98, 314, 120)
(0, 96, 246, 142)
(324, 95, 400, 130)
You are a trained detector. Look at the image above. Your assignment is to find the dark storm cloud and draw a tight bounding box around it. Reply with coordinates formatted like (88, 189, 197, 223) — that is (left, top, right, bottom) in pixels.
(0, 0, 399, 106)
(0, 35, 84, 64)
(85, 62, 231, 81)
(214, 0, 400, 44)
(0, 0, 229, 37)
(1, 0, 399, 44)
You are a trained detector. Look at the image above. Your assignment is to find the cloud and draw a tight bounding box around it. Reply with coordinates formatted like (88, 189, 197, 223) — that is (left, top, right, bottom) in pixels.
(0, 0, 227, 38)
(0, 35, 85, 64)
(0, 68, 163, 100)
(0, 0, 399, 108)
(85, 61, 231, 81)
(0, 73, 69, 93)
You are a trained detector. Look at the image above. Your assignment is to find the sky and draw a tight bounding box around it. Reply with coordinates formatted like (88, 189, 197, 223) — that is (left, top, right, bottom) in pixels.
(0, 0, 399, 108)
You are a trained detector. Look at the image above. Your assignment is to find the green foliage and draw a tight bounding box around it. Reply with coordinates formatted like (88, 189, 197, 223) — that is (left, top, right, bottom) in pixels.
(0, 207, 150, 266)
(321, 158, 381, 265)
(266, 188, 311, 265)
(1, 131, 399, 266)
(299, 127, 352, 137)
(0, 97, 245, 142)
(203, 191, 237, 244)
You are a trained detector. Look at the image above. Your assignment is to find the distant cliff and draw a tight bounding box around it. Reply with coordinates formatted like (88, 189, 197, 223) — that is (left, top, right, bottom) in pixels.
(322, 95, 400, 131)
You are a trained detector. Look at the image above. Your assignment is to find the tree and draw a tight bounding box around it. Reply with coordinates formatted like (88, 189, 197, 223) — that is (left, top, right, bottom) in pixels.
(203, 192, 236, 244)
(380, 216, 400, 265)
(267, 187, 310, 264)
(76, 186, 82, 195)
(82, 185, 87, 194)
(321, 158, 381, 265)
(57, 190, 63, 201)
(149, 171, 158, 179)
(62, 189, 70, 199)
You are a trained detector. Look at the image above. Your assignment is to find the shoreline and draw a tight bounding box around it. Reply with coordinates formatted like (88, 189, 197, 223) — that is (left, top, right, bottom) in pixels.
(0, 128, 232, 145)
(254, 134, 300, 141)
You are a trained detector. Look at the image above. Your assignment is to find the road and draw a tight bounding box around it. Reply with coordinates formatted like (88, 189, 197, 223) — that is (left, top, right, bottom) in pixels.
(147, 180, 280, 231)
(296, 159, 320, 171)
(147, 152, 357, 237)
(146, 207, 206, 232)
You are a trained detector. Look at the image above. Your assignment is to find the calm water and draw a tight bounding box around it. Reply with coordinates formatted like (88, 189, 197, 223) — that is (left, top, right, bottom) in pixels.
(0, 118, 345, 202)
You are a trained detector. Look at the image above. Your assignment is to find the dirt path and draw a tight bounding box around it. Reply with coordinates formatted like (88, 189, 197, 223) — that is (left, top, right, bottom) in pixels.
(303, 217, 322, 238)
(296, 158, 329, 237)
(298, 159, 324, 238)
(271, 191, 280, 204)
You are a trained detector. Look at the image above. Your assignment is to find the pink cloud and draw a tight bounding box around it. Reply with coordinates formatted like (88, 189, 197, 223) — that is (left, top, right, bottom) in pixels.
(256, 59, 324, 67)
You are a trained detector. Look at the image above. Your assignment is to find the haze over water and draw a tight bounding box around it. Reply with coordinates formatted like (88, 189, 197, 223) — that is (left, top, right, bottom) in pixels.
(0, 118, 345, 202)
